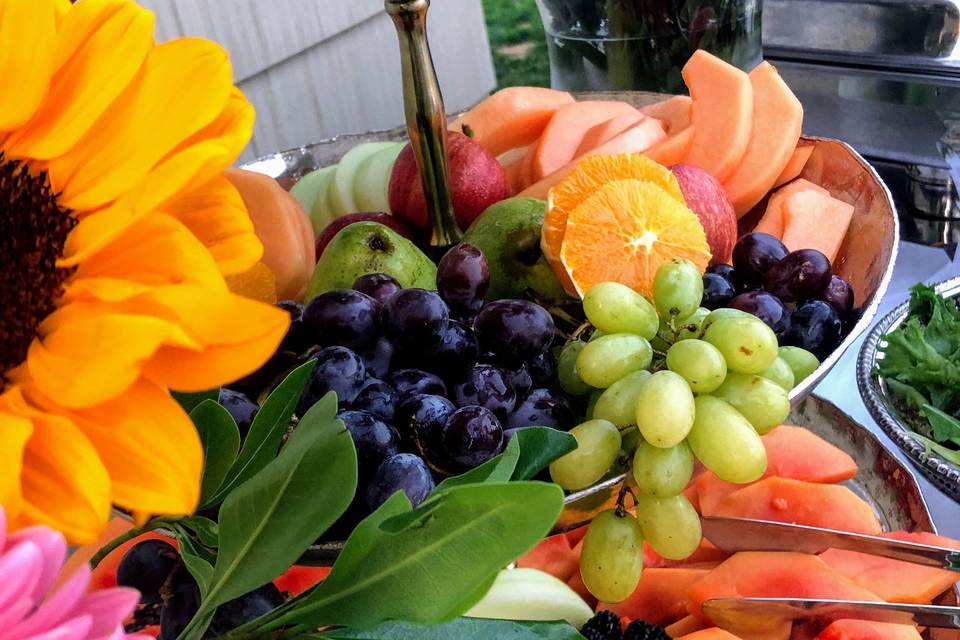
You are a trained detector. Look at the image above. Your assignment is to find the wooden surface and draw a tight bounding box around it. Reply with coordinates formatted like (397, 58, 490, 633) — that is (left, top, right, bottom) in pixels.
(139, 0, 497, 161)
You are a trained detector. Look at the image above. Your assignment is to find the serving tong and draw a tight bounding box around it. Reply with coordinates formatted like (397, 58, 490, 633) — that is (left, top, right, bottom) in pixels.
(700, 517, 960, 630)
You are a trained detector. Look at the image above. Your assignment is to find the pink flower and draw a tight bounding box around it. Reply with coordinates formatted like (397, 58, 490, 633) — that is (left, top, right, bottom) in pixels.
(0, 507, 150, 640)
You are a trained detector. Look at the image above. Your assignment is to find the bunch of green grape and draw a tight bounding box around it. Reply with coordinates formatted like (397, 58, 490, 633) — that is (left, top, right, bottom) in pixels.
(550, 259, 820, 603)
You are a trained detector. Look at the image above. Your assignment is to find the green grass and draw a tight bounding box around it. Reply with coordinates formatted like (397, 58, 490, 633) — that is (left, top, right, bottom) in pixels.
(482, 0, 550, 88)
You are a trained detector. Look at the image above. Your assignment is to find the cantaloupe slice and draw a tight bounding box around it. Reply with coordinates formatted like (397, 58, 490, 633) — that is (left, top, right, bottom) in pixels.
(721, 62, 803, 217)
(678, 629, 743, 640)
(820, 530, 960, 604)
(781, 189, 854, 263)
(500, 146, 531, 194)
(449, 87, 574, 157)
(681, 50, 753, 182)
(773, 144, 814, 188)
(531, 100, 641, 181)
(815, 620, 923, 640)
(576, 114, 647, 156)
(752, 179, 829, 238)
(641, 95, 693, 134)
(667, 615, 709, 637)
(600, 567, 711, 625)
(645, 126, 694, 167)
(713, 477, 882, 534)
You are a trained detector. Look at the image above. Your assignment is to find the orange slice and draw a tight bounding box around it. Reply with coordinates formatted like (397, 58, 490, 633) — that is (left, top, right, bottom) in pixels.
(542, 154, 684, 295)
(559, 179, 711, 297)
(225, 261, 278, 303)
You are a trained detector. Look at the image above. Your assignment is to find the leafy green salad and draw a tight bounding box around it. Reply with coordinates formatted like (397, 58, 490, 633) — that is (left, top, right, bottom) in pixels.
(876, 283, 960, 466)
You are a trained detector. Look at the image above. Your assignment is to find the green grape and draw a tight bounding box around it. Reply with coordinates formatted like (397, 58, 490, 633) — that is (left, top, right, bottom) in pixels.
(760, 356, 795, 391)
(652, 259, 704, 321)
(583, 282, 659, 340)
(579, 509, 644, 603)
(700, 307, 751, 333)
(778, 346, 820, 384)
(635, 493, 702, 560)
(713, 373, 790, 434)
(621, 427, 643, 455)
(632, 440, 694, 497)
(549, 419, 622, 491)
(558, 340, 593, 397)
(703, 316, 778, 374)
(589, 329, 606, 342)
(666, 339, 727, 393)
(576, 334, 652, 388)
(634, 370, 695, 448)
(676, 307, 710, 341)
(687, 395, 767, 483)
(593, 370, 652, 427)
(586, 388, 603, 419)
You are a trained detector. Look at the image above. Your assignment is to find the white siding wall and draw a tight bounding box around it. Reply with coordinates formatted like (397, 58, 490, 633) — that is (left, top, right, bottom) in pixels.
(139, 0, 497, 161)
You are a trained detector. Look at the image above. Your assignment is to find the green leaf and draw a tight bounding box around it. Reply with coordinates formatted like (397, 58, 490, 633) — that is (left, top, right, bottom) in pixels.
(194, 392, 356, 625)
(173, 388, 220, 414)
(191, 400, 241, 504)
(509, 427, 577, 480)
(435, 437, 520, 492)
(178, 516, 220, 548)
(206, 360, 317, 506)
(270, 481, 564, 629)
(173, 525, 215, 595)
(922, 404, 960, 444)
(319, 618, 585, 640)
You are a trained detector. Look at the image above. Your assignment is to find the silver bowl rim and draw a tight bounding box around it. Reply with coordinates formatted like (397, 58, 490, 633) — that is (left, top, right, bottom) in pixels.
(856, 274, 960, 501)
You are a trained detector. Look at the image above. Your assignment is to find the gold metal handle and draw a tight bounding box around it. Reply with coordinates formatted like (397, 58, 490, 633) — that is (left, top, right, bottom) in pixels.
(386, 0, 462, 246)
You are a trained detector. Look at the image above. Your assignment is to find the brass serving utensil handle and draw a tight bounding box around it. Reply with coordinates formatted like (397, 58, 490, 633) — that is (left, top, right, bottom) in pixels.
(385, 0, 461, 247)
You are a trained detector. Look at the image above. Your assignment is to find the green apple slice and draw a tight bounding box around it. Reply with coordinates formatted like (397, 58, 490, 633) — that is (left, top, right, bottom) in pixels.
(290, 165, 336, 234)
(328, 142, 398, 216)
(354, 142, 404, 213)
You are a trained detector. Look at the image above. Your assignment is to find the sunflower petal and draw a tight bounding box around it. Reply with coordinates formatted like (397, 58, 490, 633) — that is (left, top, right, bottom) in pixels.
(165, 175, 263, 275)
(5, 0, 154, 160)
(0, 393, 32, 523)
(59, 197, 138, 268)
(0, 0, 58, 131)
(50, 37, 233, 211)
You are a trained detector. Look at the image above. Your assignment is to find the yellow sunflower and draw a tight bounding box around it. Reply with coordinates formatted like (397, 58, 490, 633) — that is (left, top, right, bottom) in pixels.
(0, 0, 290, 544)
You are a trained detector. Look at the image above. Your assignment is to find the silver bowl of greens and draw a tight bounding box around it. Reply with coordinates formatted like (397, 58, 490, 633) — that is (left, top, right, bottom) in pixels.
(858, 276, 960, 501)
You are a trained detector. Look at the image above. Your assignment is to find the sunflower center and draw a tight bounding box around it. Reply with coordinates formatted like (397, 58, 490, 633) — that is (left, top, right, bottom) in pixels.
(0, 153, 76, 387)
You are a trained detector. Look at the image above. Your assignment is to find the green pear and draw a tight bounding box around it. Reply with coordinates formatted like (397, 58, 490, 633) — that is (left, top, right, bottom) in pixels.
(461, 197, 571, 305)
(306, 222, 436, 300)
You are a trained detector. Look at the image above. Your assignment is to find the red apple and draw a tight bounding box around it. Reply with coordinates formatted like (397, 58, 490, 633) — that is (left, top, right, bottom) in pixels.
(670, 163, 737, 265)
(315, 212, 417, 259)
(389, 131, 511, 232)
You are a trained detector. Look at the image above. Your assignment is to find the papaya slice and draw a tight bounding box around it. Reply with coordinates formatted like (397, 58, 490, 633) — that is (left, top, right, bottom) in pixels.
(576, 114, 648, 156)
(681, 50, 753, 182)
(753, 179, 828, 238)
(713, 477, 881, 534)
(781, 189, 854, 263)
(667, 615, 709, 637)
(820, 530, 960, 604)
(641, 95, 693, 134)
(678, 629, 743, 640)
(815, 620, 923, 640)
(773, 144, 814, 188)
(600, 567, 712, 625)
(645, 126, 694, 167)
(722, 62, 803, 217)
(645, 540, 730, 568)
(516, 532, 580, 584)
(532, 100, 641, 181)
(450, 87, 574, 157)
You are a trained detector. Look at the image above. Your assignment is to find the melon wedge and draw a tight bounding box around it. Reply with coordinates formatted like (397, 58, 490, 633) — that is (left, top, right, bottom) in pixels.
(645, 126, 694, 167)
(290, 165, 336, 226)
(713, 477, 881, 534)
(667, 615, 709, 637)
(678, 629, 743, 640)
(815, 620, 923, 640)
(576, 114, 647, 156)
(722, 62, 803, 217)
(500, 146, 531, 194)
(773, 144, 814, 188)
(820, 530, 960, 604)
(450, 87, 574, 157)
(641, 95, 693, 134)
(531, 100, 641, 181)
(681, 50, 753, 182)
(753, 179, 828, 238)
(600, 567, 711, 625)
(781, 189, 854, 263)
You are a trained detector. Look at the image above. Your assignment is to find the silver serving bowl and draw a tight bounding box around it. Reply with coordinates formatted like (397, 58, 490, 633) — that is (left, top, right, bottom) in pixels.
(857, 275, 960, 502)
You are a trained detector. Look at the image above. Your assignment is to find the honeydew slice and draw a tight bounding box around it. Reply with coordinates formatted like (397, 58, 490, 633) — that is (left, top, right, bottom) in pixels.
(354, 142, 404, 213)
(290, 165, 336, 234)
(329, 142, 398, 216)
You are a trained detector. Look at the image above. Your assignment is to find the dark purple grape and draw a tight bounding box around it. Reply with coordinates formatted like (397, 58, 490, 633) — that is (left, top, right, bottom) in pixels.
(338, 410, 400, 475)
(382, 288, 449, 347)
(701, 273, 737, 310)
(732, 232, 788, 285)
(443, 406, 504, 469)
(349, 379, 398, 423)
(728, 291, 792, 340)
(786, 300, 843, 359)
(275, 299, 312, 353)
(436, 244, 490, 318)
(388, 368, 447, 399)
(218, 389, 259, 440)
(502, 364, 533, 400)
(159, 564, 200, 640)
(365, 453, 436, 509)
(706, 264, 735, 280)
(395, 394, 457, 468)
(209, 584, 284, 636)
(296, 346, 366, 415)
(117, 540, 178, 604)
(358, 337, 394, 379)
(762, 249, 832, 303)
(528, 351, 556, 387)
(474, 300, 555, 364)
(417, 320, 480, 380)
(506, 388, 574, 430)
(819, 275, 854, 317)
(452, 365, 516, 419)
(352, 273, 402, 305)
(303, 289, 381, 350)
